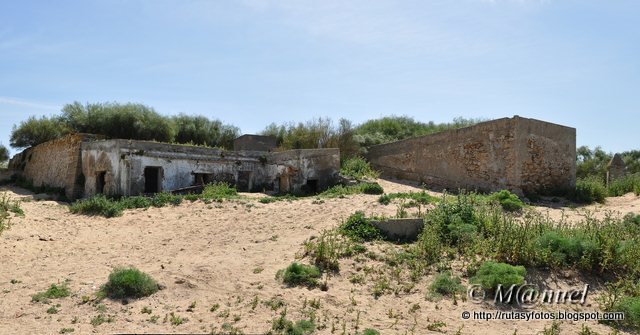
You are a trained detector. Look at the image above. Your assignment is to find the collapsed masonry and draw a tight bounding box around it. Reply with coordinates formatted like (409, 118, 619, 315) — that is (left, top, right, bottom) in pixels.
(365, 116, 576, 195)
(8, 134, 340, 199)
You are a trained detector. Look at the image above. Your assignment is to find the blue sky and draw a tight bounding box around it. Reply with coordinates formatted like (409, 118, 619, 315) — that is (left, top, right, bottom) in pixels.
(1, 0, 638, 156)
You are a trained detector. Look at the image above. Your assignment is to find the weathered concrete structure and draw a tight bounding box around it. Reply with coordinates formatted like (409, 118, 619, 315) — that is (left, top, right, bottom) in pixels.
(371, 218, 424, 242)
(365, 116, 576, 195)
(233, 135, 277, 152)
(606, 153, 627, 187)
(9, 134, 340, 199)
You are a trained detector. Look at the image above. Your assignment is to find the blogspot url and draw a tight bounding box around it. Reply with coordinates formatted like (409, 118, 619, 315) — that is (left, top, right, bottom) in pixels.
(461, 310, 624, 322)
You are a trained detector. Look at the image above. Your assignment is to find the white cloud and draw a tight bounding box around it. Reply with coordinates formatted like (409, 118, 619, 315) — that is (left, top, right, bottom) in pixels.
(0, 97, 59, 111)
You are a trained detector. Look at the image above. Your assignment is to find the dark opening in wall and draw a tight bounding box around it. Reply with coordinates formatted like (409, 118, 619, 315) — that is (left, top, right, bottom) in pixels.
(304, 179, 318, 194)
(144, 167, 162, 193)
(237, 171, 252, 192)
(96, 171, 106, 194)
(194, 173, 214, 185)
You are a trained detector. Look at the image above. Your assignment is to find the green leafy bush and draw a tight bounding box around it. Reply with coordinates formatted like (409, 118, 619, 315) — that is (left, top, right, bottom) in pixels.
(471, 261, 526, 291)
(360, 182, 384, 195)
(32, 283, 71, 302)
(338, 211, 382, 242)
(363, 329, 380, 335)
(280, 262, 321, 288)
(429, 272, 464, 297)
(610, 296, 640, 329)
(608, 175, 640, 197)
(101, 267, 158, 299)
(340, 157, 379, 180)
(150, 192, 182, 207)
(201, 182, 237, 201)
(573, 177, 607, 204)
(69, 195, 123, 218)
(536, 231, 599, 268)
(489, 190, 524, 212)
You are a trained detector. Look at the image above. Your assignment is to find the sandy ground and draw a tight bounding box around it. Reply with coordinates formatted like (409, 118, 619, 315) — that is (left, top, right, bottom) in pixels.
(0, 180, 638, 335)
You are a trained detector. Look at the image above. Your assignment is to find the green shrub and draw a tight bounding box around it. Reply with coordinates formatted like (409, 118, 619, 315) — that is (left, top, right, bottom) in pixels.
(101, 267, 158, 299)
(429, 271, 464, 297)
(608, 175, 640, 197)
(150, 192, 182, 207)
(471, 261, 526, 291)
(338, 211, 382, 242)
(363, 329, 380, 335)
(32, 283, 71, 302)
(536, 231, 599, 268)
(69, 195, 123, 217)
(360, 182, 384, 195)
(610, 296, 640, 329)
(280, 262, 321, 288)
(489, 190, 524, 212)
(573, 177, 607, 203)
(201, 182, 237, 201)
(340, 157, 379, 180)
(119, 196, 152, 209)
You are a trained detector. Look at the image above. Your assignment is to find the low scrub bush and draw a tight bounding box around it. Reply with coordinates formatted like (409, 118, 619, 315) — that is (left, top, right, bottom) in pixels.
(303, 230, 355, 272)
(279, 262, 321, 288)
(608, 174, 640, 197)
(360, 182, 384, 195)
(338, 211, 382, 242)
(536, 231, 599, 268)
(32, 283, 71, 302)
(609, 296, 640, 329)
(101, 267, 158, 299)
(340, 157, 379, 181)
(429, 271, 464, 298)
(573, 177, 607, 204)
(471, 261, 526, 291)
(488, 190, 524, 212)
(69, 195, 123, 218)
(150, 192, 182, 207)
(201, 182, 237, 201)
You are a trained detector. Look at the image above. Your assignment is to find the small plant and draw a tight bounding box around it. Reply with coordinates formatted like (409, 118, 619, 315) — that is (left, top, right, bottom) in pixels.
(46, 305, 59, 314)
(609, 295, 640, 329)
(201, 182, 237, 201)
(101, 267, 158, 299)
(32, 283, 71, 303)
(471, 261, 526, 291)
(363, 329, 380, 335)
(69, 195, 123, 217)
(427, 321, 447, 332)
(542, 321, 561, 335)
(90, 314, 113, 327)
(338, 211, 382, 242)
(141, 306, 152, 314)
(187, 301, 196, 312)
(280, 262, 321, 288)
(210, 303, 220, 312)
(59, 328, 74, 334)
(429, 271, 464, 298)
(360, 182, 384, 195)
(488, 190, 524, 212)
(169, 312, 187, 326)
(573, 177, 607, 204)
(340, 157, 379, 181)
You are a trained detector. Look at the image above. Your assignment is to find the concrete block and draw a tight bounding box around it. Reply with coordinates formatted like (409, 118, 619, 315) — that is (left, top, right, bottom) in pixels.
(371, 218, 424, 241)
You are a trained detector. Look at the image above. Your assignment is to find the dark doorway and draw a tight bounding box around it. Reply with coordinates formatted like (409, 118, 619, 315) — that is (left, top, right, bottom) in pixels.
(237, 171, 252, 192)
(305, 179, 318, 194)
(96, 171, 106, 194)
(144, 167, 162, 193)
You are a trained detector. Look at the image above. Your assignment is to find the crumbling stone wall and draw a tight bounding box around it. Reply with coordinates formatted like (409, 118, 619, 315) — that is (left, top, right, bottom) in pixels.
(607, 154, 627, 186)
(8, 134, 93, 199)
(365, 116, 576, 195)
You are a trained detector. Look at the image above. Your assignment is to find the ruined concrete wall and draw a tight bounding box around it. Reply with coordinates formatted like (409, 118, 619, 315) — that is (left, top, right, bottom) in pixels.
(515, 118, 576, 193)
(365, 116, 575, 195)
(8, 134, 89, 199)
(233, 135, 277, 152)
(269, 148, 341, 193)
(81, 140, 340, 197)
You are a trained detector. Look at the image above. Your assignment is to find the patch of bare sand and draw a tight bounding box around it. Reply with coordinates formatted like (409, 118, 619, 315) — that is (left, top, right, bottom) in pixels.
(0, 182, 637, 334)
